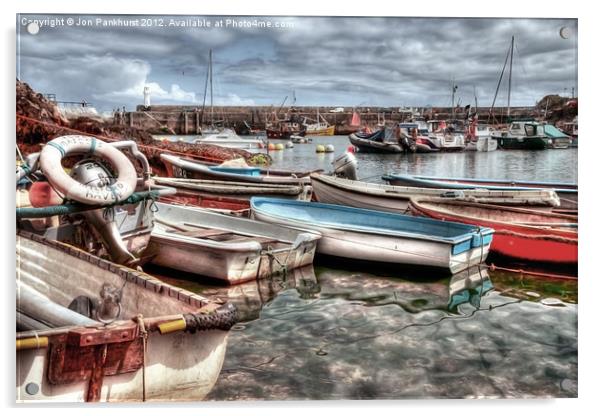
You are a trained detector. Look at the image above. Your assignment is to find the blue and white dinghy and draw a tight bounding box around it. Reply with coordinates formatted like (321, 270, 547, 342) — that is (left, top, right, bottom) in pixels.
(250, 197, 493, 274)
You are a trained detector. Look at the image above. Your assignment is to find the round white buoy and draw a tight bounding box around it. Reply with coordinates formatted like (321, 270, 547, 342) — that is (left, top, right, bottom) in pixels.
(316, 144, 325, 153)
(325, 144, 335, 153)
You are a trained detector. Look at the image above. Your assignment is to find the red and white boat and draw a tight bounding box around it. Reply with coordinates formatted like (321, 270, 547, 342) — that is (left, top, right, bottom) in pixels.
(409, 198, 578, 266)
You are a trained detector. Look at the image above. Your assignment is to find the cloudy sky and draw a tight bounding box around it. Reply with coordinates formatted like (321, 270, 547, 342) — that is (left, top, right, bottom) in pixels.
(16, 14, 577, 112)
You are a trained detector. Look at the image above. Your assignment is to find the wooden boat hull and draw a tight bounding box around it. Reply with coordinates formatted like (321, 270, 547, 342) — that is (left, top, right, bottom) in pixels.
(409, 199, 578, 265)
(349, 134, 403, 153)
(250, 197, 493, 274)
(143, 203, 320, 284)
(16, 232, 235, 402)
(159, 192, 251, 216)
(161, 154, 310, 185)
(306, 125, 335, 136)
(310, 174, 562, 212)
(154, 177, 312, 202)
(382, 174, 577, 211)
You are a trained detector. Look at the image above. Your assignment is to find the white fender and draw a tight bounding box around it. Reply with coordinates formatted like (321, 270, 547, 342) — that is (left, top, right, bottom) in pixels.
(39, 135, 137, 205)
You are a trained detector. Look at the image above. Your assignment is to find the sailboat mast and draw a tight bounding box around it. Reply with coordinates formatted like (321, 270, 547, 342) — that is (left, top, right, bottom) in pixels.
(507, 36, 514, 120)
(488, 40, 512, 124)
(451, 78, 455, 120)
(209, 49, 213, 126)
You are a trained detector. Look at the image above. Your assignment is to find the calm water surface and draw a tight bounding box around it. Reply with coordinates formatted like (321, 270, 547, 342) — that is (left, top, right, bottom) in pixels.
(157, 134, 578, 400)
(267, 135, 578, 183)
(160, 264, 577, 400)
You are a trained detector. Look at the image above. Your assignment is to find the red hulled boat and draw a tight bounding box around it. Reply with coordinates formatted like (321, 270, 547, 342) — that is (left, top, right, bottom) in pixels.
(409, 198, 578, 266)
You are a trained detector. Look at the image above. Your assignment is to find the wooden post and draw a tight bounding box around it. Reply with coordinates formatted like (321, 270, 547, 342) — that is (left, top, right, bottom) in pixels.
(195, 112, 199, 134)
(184, 112, 188, 135)
(129, 112, 134, 128)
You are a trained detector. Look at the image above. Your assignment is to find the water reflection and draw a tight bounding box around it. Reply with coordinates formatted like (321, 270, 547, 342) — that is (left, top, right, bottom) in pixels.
(170, 264, 578, 400)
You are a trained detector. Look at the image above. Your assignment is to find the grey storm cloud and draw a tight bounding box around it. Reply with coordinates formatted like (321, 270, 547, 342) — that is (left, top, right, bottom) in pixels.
(17, 14, 577, 112)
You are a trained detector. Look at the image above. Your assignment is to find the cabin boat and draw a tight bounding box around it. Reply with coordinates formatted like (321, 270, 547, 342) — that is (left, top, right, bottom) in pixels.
(250, 197, 493, 274)
(303, 110, 335, 136)
(265, 113, 307, 140)
(160, 154, 311, 185)
(16, 231, 236, 402)
(465, 125, 498, 152)
(310, 174, 561, 212)
(543, 124, 571, 149)
(492, 121, 550, 150)
(192, 129, 266, 150)
(142, 202, 320, 284)
(381, 174, 576, 212)
(409, 198, 577, 266)
(426, 120, 466, 152)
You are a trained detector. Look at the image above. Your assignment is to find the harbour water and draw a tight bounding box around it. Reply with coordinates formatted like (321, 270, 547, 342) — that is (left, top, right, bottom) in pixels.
(158, 264, 577, 400)
(157, 134, 578, 182)
(267, 135, 578, 183)
(156, 136, 578, 400)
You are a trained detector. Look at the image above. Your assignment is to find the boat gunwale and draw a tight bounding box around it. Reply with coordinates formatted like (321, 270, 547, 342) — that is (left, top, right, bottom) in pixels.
(154, 177, 305, 194)
(161, 154, 310, 184)
(311, 173, 560, 202)
(409, 198, 578, 238)
(154, 201, 322, 241)
(409, 174, 578, 192)
(16, 230, 234, 338)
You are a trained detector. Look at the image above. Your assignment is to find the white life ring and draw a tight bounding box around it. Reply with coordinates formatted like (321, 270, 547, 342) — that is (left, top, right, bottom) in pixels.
(39, 135, 137, 205)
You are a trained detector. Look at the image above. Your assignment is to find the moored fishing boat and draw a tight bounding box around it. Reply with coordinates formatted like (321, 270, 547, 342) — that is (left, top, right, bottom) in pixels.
(250, 197, 493, 274)
(192, 129, 266, 150)
(465, 125, 498, 152)
(310, 174, 561, 211)
(160, 154, 311, 185)
(492, 121, 550, 150)
(382, 174, 577, 211)
(348, 129, 404, 153)
(16, 231, 236, 402)
(303, 109, 335, 136)
(142, 202, 320, 284)
(409, 198, 578, 266)
(426, 120, 466, 152)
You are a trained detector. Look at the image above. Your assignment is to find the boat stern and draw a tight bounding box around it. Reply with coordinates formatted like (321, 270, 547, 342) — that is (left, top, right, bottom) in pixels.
(449, 228, 494, 274)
